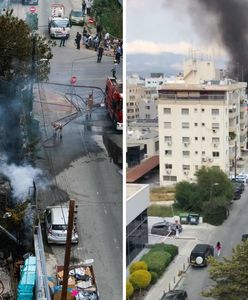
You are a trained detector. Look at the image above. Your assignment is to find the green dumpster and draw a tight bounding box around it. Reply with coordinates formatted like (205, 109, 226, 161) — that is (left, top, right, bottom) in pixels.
(188, 213, 199, 225)
(179, 213, 189, 224)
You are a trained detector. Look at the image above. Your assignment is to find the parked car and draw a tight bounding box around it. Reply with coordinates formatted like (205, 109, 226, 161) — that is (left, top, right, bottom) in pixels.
(44, 206, 79, 244)
(151, 221, 182, 236)
(242, 234, 248, 241)
(190, 244, 214, 267)
(69, 9, 85, 25)
(161, 289, 188, 300)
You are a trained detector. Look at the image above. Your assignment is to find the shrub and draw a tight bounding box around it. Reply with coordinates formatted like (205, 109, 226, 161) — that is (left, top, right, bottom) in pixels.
(150, 244, 178, 260)
(142, 251, 171, 277)
(129, 270, 151, 290)
(129, 261, 148, 274)
(150, 271, 159, 284)
(126, 280, 134, 299)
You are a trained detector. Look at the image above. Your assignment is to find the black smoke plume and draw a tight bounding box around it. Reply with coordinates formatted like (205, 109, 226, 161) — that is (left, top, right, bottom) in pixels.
(164, 0, 248, 81)
(192, 0, 248, 81)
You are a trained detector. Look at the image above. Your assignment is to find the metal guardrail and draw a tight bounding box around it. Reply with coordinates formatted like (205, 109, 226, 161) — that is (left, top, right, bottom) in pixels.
(34, 224, 51, 300)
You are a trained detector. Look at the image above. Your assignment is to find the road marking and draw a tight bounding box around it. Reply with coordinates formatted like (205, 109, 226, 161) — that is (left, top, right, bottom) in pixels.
(104, 208, 108, 215)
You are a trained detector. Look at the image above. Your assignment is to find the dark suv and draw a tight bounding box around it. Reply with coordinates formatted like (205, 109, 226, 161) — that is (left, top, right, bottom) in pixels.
(190, 244, 214, 267)
(151, 221, 182, 236)
(161, 290, 188, 300)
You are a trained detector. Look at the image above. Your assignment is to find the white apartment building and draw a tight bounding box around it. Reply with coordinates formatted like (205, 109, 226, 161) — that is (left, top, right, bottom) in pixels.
(158, 80, 247, 185)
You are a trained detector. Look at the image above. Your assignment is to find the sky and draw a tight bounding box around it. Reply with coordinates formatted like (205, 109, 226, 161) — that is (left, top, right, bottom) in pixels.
(126, 0, 228, 76)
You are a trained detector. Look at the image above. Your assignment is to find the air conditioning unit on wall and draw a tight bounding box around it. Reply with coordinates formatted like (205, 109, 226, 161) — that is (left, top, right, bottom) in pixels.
(184, 171, 189, 175)
(166, 170, 171, 175)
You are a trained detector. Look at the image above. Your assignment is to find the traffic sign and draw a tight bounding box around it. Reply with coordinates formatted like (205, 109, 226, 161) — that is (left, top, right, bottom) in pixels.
(29, 6, 36, 13)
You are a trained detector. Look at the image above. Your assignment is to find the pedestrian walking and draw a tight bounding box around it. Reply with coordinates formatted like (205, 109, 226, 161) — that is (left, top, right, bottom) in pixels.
(111, 60, 118, 79)
(82, 0, 86, 16)
(97, 41, 104, 62)
(86, 93, 94, 119)
(59, 27, 67, 47)
(215, 241, 222, 256)
(115, 45, 122, 64)
(86, 0, 93, 15)
(75, 32, 82, 50)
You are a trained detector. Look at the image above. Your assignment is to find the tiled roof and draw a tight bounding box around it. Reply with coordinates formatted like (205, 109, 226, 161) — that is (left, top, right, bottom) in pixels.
(126, 155, 159, 183)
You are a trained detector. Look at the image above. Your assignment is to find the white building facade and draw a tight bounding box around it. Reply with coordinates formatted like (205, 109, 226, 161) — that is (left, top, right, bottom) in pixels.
(158, 81, 247, 186)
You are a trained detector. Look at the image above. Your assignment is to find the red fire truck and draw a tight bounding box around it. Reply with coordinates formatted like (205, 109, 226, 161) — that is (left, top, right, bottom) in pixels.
(105, 77, 123, 131)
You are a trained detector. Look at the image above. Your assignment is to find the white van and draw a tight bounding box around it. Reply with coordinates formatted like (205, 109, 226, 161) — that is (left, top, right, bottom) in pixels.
(44, 205, 78, 244)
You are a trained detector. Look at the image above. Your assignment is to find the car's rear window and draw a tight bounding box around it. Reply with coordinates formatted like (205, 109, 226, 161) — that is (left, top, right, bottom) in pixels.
(72, 11, 83, 17)
(52, 224, 67, 231)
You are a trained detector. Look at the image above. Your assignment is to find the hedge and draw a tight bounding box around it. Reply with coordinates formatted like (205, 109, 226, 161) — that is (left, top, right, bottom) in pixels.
(129, 269, 151, 290)
(142, 251, 171, 277)
(129, 261, 148, 274)
(126, 280, 134, 299)
(150, 271, 159, 284)
(150, 244, 178, 260)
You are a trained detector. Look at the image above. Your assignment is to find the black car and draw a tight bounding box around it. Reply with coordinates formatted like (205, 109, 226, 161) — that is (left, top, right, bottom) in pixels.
(242, 234, 248, 241)
(190, 244, 214, 267)
(161, 290, 188, 300)
(151, 221, 182, 236)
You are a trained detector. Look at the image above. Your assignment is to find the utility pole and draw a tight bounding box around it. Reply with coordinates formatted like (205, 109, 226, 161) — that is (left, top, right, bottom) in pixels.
(61, 199, 75, 300)
(234, 141, 237, 179)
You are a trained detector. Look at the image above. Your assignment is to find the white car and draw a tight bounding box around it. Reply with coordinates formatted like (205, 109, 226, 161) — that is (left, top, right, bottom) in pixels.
(49, 18, 70, 38)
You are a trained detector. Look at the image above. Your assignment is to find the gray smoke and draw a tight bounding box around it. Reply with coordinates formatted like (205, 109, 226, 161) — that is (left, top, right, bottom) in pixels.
(0, 160, 44, 200)
(164, 0, 248, 81)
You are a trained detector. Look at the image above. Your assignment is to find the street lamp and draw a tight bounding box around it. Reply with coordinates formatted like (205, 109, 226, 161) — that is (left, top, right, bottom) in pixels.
(209, 182, 219, 202)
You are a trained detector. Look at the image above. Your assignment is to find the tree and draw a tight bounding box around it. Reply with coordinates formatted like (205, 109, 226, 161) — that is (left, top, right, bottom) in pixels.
(126, 280, 134, 299)
(202, 241, 248, 299)
(129, 261, 148, 274)
(175, 181, 201, 211)
(129, 269, 151, 290)
(0, 10, 53, 82)
(92, 0, 122, 38)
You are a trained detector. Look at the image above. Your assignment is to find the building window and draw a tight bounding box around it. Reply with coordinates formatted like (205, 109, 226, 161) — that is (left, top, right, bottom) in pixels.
(195, 151, 198, 155)
(212, 137, 220, 143)
(195, 137, 198, 141)
(202, 151, 206, 155)
(145, 106, 150, 110)
(164, 136, 172, 142)
(213, 152, 220, 157)
(182, 137, 190, 142)
(155, 141, 159, 151)
(165, 164, 172, 169)
(165, 150, 172, 156)
(181, 108, 189, 115)
(182, 122, 190, 129)
(212, 109, 219, 115)
(212, 123, 220, 129)
(130, 102, 134, 106)
(145, 114, 151, 118)
(164, 108, 171, 114)
(194, 108, 198, 112)
(202, 123, 205, 126)
(183, 151, 190, 157)
(164, 122, 171, 129)
(202, 108, 205, 112)
(163, 176, 177, 181)
(194, 123, 198, 126)
(202, 137, 205, 141)
(195, 165, 199, 170)
(182, 165, 190, 170)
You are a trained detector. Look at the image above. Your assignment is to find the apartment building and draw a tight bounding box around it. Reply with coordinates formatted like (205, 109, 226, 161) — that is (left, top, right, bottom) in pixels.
(158, 60, 247, 186)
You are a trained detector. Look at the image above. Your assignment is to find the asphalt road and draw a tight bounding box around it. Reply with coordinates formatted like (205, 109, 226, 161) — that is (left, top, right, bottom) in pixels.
(10, 1, 123, 299)
(179, 187, 248, 299)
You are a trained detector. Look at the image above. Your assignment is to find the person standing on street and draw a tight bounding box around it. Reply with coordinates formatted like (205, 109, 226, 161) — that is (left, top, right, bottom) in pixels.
(59, 27, 67, 47)
(97, 41, 104, 63)
(215, 241, 222, 256)
(75, 32, 82, 50)
(115, 45, 122, 64)
(86, 93, 94, 119)
(82, 0, 86, 16)
(111, 60, 118, 79)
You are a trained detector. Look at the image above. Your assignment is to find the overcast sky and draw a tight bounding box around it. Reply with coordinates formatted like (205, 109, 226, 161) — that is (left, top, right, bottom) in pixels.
(126, 0, 228, 75)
